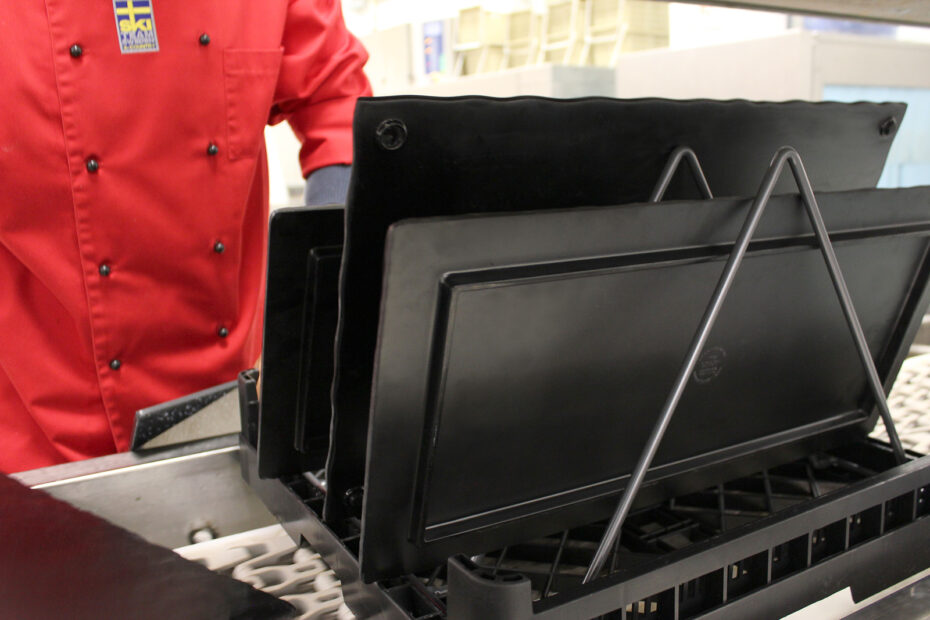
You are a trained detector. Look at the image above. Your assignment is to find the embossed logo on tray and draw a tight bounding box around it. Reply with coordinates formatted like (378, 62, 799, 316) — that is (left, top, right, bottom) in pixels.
(693, 346, 726, 384)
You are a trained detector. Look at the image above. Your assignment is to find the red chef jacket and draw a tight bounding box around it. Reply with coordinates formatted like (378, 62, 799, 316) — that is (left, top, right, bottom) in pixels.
(0, 0, 370, 472)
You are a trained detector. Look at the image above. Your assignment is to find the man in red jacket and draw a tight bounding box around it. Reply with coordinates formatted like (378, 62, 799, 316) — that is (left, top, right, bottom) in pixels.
(0, 0, 371, 472)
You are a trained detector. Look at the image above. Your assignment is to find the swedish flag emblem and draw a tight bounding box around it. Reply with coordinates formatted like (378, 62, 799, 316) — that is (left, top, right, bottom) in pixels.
(113, 0, 159, 54)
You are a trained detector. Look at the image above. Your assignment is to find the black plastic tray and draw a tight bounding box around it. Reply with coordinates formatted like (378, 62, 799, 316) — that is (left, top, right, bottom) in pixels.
(361, 185, 930, 580)
(326, 96, 905, 523)
(258, 206, 343, 478)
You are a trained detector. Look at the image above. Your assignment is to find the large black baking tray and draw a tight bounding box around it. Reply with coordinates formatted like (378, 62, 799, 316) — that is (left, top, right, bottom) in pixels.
(359, 185, 930, 581)
(258, 205, 343, 478)
(325, 96, 906, 522)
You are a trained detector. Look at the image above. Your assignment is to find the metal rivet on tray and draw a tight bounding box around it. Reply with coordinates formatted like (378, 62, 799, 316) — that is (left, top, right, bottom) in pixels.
(376, 119, 407, 151)
(879, 116, 897, 136)
(344, 487, 365, 512)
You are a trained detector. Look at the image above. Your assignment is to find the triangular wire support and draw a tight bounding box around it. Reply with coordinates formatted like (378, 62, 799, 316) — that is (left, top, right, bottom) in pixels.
(583, 146, 908, 584)
(649, 146, 714, 203)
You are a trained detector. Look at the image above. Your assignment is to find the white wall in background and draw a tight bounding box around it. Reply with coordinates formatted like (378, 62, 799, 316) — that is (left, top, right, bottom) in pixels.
(667, 3, 790, 49)
(615, 31, 815, 101)
(346, 0, 536, 37)
(614, 31, 930, 102)
(265, 124, 304, 210)
(361, 25, 416, 94)
(403, 65, 614, 97)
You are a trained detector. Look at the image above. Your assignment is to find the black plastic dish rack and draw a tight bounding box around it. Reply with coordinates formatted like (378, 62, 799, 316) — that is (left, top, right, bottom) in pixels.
(238, 414, 930, 619)
(242, 97, 930, 618)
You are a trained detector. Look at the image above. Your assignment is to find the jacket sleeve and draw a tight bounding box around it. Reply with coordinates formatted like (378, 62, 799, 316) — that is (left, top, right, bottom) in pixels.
(269, 0, 372, 177)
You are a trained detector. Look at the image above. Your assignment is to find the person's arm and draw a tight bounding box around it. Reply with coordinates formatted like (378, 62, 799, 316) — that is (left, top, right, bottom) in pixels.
(268, 0, 372, 180)
(304, 163, 352, 206)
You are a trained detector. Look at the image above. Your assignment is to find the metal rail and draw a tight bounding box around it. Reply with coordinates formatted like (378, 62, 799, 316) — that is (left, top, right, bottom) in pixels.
(675, 0, 930, 28)
(648, 146, 714, 203)
(584, 146, 909, 583)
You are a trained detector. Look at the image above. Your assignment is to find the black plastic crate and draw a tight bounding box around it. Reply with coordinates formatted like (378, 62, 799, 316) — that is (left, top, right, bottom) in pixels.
(238, 432, 930, 620)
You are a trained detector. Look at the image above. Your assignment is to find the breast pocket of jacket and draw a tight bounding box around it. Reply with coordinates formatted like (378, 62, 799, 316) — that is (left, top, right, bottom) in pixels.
(224, 49, 284, 161)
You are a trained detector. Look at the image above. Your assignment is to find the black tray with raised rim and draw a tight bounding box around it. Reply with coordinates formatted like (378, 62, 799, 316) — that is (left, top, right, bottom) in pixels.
(360, 184, 930, 580)
(324, 96, 906, 525)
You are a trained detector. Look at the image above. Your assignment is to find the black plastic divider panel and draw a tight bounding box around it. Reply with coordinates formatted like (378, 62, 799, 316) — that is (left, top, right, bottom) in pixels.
(326, 97, 905, 522)
(258, 206, 344, 478)
(360, 186, 930, 581)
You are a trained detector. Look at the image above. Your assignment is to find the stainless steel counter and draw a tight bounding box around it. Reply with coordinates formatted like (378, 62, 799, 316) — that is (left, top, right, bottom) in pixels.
(11, 434, 274, 549)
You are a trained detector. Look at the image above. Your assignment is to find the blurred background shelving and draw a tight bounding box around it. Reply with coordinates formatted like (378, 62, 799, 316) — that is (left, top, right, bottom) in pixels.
(267, 1, 930, 210)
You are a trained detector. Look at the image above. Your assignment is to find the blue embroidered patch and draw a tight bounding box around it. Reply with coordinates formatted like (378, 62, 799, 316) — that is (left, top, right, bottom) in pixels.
(113, 0, 159, 54)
